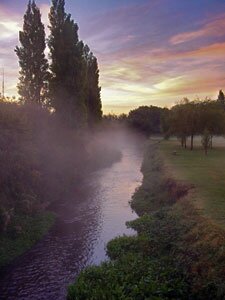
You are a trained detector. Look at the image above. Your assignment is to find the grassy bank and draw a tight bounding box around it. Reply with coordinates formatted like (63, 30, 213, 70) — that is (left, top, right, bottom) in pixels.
(160, 137, 225, 226)
(0, 212, 54, 268)
(68, 140, 225, 299)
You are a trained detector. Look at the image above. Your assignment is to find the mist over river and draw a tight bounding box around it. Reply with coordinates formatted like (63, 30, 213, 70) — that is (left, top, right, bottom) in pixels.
(0, 129, 144, 300)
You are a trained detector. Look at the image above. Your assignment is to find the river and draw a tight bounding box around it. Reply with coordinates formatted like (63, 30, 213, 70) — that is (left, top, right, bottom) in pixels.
(0, 129, 144, 300)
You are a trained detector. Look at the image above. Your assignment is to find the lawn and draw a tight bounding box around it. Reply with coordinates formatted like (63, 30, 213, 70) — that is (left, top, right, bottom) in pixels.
(159, 136, 225, 226)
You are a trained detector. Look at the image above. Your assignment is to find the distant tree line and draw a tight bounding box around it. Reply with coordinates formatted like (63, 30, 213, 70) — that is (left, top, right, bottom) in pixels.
(166, 95, 225, 151)
(103, 113, 128, 124)
(127, 91, 225, 154)
(15, 0, 102, 129)
(103, 106, 168, 134)
(128, 106, 168, 135)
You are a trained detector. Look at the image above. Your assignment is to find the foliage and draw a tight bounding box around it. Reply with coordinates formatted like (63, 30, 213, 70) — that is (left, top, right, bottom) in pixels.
(68, 249, 190, 300)
(128, 106, 166, 136)
(84, 46, 103, 128)
(68, 205, 198, 299)
(15, 0, 49, 105)
(160, 108, 171, 139)
(0, 212, 54, 268)
(201, 129, 211, 155)
(168, 99, 225, 151)
(106, 235, 148, 260)
(199, 101, 225, 148)
(15, 0, 103, 130)
(217, 90, 225, 105)
(103, 114, 128, 124)
(130, 142, 183, 215)
(48, 0, 87, 128)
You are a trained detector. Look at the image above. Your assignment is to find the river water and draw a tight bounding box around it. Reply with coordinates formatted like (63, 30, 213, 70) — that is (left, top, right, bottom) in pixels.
(0, 130, 144, 300)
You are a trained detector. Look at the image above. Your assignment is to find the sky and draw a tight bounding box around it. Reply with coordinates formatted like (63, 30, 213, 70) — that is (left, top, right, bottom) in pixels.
(1, 0, 225, 114)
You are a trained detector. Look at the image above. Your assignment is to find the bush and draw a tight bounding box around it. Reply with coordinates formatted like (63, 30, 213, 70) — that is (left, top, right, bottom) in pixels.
(68, 253, 190, 300)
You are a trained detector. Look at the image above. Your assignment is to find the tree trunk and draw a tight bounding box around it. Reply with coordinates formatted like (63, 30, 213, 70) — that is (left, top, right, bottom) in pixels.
(184, 137, 187, 149)
(190, 134, 194, 150)
(210, 135, 213, 149)
(181, 138, 184, 148)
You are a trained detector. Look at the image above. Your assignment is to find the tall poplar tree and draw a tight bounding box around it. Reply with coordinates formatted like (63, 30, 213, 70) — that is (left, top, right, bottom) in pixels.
(15, 0, 48, 105)
(84, 46, 102, 128)
(48, 0, 87, 128)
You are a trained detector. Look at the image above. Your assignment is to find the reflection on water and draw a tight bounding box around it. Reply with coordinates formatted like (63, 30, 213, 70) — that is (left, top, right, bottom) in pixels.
(0, 129, 144, 300)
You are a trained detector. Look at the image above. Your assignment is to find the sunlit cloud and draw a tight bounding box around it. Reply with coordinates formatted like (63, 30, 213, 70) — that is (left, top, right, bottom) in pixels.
(0, 21, 20, 39)
(154, 76, 184, 91)
(170, 14, 225, 45)
(0, 4, 21, 39)
(149, 42, 225, 62)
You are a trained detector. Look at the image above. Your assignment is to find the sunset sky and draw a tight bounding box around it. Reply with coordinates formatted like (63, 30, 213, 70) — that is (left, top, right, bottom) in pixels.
(1, 0, 225, 114)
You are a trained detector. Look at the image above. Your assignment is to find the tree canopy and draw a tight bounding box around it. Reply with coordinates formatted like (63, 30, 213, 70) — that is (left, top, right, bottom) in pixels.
(16, 0, 102, 130)
(48, 0, 87, 128)
(167, 98, 225, 150)
(128, 106, 166, 135)
(15, 0, 49, 105)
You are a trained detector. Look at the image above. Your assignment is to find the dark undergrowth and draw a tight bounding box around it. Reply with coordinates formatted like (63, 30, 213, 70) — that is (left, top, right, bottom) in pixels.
(0, 212, 54, 268)
(67, 141, 225, 300)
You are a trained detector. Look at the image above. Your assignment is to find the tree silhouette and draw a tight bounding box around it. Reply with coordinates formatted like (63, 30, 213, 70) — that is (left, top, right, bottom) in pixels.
(15, 0, 48, 105)
(48, 0, 87, 128)
(84, 46, 102, 128)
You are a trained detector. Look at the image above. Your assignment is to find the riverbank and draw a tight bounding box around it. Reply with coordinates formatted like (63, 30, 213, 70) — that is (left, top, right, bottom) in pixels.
(68, 139, 225, 299)
(0, 212, 55, 268)
(160, 138, 225, 226)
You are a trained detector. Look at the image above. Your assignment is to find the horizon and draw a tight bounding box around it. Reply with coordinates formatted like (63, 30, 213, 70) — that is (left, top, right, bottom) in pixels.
(1, 0, 225, 114)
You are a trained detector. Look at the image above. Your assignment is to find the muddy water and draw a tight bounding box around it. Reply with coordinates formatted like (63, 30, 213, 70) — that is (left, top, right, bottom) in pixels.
(0, 130, 144, 300)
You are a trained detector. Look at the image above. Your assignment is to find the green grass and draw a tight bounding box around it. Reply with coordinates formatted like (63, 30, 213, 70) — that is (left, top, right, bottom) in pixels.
(160, 136, 225, 226)
(68, 214, 193, 300)
(0, 212, 55, 268)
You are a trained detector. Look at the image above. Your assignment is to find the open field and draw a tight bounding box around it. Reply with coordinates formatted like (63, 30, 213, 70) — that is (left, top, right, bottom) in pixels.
(160, 136, 225, 226)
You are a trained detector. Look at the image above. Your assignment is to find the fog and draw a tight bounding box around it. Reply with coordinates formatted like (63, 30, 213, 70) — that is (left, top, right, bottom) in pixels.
(0, 103, 145, 299)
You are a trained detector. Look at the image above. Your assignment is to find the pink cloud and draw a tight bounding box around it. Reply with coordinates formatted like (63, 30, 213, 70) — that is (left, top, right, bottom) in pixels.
(152, 42, 225, 62)
(170, 13, 225, 45)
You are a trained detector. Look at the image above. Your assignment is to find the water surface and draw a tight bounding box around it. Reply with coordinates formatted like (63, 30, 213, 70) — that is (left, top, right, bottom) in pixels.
(0, 129, 144, 300)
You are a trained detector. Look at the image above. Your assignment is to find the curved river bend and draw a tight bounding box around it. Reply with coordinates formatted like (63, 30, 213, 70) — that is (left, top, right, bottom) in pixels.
(0, 130, 144, 300)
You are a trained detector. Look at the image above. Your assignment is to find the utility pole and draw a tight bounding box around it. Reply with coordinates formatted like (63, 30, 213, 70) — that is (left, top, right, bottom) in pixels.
(2, 68, 5, 99)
